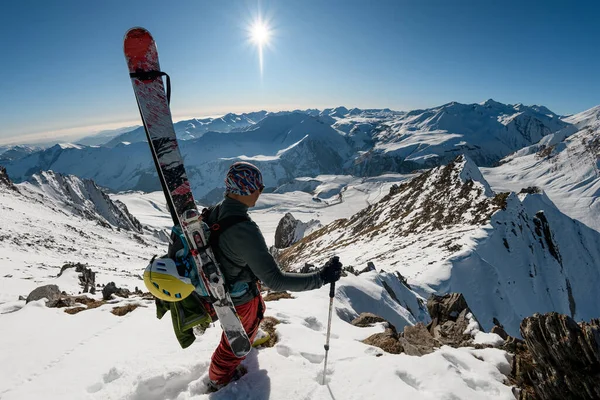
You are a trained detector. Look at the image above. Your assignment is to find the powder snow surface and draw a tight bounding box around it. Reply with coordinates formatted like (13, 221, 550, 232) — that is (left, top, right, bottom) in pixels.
(0, 179, 514, 400)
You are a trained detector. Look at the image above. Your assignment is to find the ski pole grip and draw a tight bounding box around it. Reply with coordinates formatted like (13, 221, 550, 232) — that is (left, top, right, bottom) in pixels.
(329, 282, 335, 298)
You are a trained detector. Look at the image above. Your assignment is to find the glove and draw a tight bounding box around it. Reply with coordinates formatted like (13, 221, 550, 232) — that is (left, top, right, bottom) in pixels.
(319, 256, 343, 285)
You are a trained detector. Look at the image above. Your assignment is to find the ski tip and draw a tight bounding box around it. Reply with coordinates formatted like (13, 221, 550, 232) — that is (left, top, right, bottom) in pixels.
(123, 27, 158, 71)
(124, 26, 152, 41)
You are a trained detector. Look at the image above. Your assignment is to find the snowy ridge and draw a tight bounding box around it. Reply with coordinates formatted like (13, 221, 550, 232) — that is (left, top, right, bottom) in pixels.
(24, 171, 143, 232)
(278, 155, 600, 336)
(483, 105, 600, 232)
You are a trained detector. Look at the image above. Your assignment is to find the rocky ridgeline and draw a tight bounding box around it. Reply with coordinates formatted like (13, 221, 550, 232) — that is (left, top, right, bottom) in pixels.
(274, 212, 321, 249)
(278, 154, 508, 268)
(0, 166, 18, 191)
(512, 313, 600, 400)
(28, 171, 143, 232)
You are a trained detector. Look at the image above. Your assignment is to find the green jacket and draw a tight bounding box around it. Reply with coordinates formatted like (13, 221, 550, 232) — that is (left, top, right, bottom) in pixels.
(155, 293, 212, 349)
(207, 196, 323, 305)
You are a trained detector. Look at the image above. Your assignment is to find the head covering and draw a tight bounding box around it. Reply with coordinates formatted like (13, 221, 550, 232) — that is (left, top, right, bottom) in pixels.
(225, 162, 264, 196)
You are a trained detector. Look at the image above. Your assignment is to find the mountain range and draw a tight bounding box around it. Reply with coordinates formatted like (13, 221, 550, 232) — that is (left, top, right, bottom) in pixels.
(2, 100, 573, 202)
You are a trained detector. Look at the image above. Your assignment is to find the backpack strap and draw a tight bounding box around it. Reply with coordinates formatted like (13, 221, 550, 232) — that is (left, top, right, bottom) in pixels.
(208, 215, 251, 246)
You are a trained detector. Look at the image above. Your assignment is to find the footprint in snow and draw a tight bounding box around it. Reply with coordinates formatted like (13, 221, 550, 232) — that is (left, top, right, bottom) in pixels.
(302, 316, 323, 331)
(300, 352, 325, 364)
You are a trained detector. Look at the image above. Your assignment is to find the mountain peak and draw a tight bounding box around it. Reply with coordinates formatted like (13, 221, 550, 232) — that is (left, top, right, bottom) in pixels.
(0, 166, 18, 191)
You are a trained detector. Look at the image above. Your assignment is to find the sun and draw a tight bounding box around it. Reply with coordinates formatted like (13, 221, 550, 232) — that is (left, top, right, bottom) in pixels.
(247, 17, 273, 76)
(250, 21, 270, 45)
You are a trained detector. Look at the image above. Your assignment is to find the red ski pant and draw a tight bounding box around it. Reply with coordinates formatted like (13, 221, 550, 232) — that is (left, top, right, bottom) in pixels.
(208, 294, 265, 384)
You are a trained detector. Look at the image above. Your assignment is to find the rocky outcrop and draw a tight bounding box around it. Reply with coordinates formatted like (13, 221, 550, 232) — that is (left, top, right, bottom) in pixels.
(361, 292, 496, 356)
(351, 312, 387, 327)
(274, 213, 321, 248)
(26, 284, 61, 304)
(0, 166, 18, 191)
(509, 313, 600, 400)
(362, 325, 404, 354)
(57, 262, 96, 294)
(426, 293, 478, 347)
(102, 282, 140, 300)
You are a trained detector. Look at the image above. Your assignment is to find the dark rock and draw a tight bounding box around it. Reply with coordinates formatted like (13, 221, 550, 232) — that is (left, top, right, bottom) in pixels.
(351, 312, 388, 327)
(491, 325, 509, 340)
(58, 262, 96, 294)
(300, 263, 316, 274)
(510, 312, 600, 400)
(102, 282, 131, 300)
(18, 295, 26, 301)
(519, 186, 542, 194)
(274, 213, 300, 248)
(358, 261, 376, 274)
(0, 167, 18, 191)
(401, 323, 437, 356)
(26, 284, 61, 304)
(426, 293, 478, 347)
(343, 265, 359, 276)
(363, 327, 403, 354)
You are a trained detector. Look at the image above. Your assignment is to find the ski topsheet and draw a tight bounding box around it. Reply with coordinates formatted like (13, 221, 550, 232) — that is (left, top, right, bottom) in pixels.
(124, 27, 251, 358)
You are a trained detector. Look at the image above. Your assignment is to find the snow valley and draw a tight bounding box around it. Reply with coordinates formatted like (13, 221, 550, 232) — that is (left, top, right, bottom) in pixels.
(1, 99, 600, 399)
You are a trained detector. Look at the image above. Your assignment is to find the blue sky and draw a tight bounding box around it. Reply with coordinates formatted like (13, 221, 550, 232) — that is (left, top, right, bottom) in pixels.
(0, 0, 598, 144)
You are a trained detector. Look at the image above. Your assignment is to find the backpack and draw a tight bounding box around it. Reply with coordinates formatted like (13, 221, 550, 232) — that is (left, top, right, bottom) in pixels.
(166, 204, 250, 301)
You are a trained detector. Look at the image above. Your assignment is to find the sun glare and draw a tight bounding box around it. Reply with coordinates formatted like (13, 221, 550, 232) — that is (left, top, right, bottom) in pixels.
(251, 22, 270, 45)
(247, 17, 272, 77)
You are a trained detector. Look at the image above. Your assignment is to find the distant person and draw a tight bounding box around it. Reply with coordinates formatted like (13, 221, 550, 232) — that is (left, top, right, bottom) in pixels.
(205, 161, 342, 391)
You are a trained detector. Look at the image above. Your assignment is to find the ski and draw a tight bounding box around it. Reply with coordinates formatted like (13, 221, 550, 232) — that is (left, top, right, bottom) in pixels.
(123, 27, 251, 358)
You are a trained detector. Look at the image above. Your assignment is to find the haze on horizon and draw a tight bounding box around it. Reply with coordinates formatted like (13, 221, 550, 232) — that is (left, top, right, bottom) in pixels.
(1, 0, 599, 145)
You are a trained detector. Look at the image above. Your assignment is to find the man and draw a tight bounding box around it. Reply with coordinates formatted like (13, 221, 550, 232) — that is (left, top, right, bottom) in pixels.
(206, 161, 343, 391)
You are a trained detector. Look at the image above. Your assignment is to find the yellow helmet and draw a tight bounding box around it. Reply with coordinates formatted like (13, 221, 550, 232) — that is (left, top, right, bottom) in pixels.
(144, 258, 195, 302)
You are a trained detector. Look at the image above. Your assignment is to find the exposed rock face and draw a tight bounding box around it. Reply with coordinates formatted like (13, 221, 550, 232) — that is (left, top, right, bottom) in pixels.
(28, 171, 143, 232)
(0, 166, 18, 191)
(274, 212, 321, 248)
(426, 293, 478, 347)
(57, 262, 96, 294)
(510, 313, 600, 400)
(351, 312, 387, 327)
(102, 282, 133, 301)
(362, 326, 404, 354)
(26, 284, 61, 304)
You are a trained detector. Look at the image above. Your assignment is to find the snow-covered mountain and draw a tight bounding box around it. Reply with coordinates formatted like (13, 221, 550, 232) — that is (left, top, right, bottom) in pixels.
(482, 105, 600, 232)
(24, 171, 143, 232)
(278, 155, 600, 337)
(0, 101, 584, 205)
(103, 111, 268, 147)
(76, 126, 141, 146)
(344, 99, 567, 174)
(0, 145, 40, 163)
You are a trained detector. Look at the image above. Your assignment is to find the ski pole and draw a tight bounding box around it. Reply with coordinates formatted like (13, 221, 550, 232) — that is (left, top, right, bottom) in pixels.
(322, 281, 335, 385)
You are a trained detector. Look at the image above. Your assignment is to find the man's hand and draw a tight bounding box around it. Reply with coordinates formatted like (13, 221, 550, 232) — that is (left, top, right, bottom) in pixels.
(319, 256, 343, 285)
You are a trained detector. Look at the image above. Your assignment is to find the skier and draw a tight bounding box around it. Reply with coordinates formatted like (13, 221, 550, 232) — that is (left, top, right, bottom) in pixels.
(205, 161, 343, 391)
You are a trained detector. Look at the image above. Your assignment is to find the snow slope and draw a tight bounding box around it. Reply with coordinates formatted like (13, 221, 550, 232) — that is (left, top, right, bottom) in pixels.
(482, 105, 600, 232)
(0, 172, 515, 400)
(278, 156, 600, 336)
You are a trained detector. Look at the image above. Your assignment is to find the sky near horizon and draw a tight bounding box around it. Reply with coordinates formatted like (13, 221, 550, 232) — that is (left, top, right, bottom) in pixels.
(0, 0, 599, 145)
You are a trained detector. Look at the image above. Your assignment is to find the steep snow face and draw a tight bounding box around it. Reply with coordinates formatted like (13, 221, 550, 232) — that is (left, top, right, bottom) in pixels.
(24, 171, 143, 232)
(482, 105, 600, 232)
(279, 155, 600, 336)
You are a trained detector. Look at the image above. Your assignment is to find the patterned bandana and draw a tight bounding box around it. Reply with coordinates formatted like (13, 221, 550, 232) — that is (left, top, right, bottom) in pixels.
(225, 162, 264, 196)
